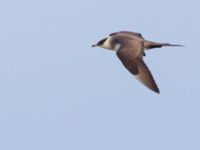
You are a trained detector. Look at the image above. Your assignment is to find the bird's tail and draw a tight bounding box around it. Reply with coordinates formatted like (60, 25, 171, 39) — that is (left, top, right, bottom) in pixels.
(144, 41, 184, 49)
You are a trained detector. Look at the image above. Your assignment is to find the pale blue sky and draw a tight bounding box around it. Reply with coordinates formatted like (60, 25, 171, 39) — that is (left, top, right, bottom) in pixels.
(0, 0, 199, 150)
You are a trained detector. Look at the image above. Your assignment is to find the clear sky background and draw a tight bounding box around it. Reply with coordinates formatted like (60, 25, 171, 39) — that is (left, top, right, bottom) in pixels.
(0, 0, 199, 150)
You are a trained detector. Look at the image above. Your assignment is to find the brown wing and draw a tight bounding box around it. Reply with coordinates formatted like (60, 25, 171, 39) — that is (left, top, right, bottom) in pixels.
(135, 60, 160, 93)
(116, 40, 159, 93)
(110, 31, 144, 39)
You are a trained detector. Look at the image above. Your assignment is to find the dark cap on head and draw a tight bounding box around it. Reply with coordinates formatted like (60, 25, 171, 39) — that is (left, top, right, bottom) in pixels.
(92, 38, 107, 47)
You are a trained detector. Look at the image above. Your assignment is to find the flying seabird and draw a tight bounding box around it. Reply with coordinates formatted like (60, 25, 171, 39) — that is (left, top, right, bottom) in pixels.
(92, 31, 183, 93)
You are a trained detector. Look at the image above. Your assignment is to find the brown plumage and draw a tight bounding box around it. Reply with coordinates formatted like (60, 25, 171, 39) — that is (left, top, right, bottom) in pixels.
(92, 31, 183, 93)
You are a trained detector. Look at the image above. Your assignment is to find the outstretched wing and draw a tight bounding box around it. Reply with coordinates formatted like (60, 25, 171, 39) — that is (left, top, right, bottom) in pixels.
(116, 40, 159, 93)
(135, 60, 159, 93)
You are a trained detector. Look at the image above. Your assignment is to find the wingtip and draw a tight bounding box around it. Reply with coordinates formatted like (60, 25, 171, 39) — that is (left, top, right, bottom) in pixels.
(155, 89, 160, 94)
(151, 86, 160, 94)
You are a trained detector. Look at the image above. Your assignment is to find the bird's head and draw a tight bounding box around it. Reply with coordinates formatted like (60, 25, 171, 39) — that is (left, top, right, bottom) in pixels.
(92, 37, 109, 48)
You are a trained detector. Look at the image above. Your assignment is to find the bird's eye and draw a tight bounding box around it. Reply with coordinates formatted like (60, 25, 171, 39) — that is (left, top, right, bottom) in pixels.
(98, 38, 107, 45)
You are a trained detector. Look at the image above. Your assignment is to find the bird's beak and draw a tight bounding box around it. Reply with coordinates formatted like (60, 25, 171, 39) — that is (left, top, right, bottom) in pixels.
(92, 44, 97, 47)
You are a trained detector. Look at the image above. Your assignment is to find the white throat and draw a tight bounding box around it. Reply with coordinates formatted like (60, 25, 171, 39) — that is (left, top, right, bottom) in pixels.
(101, 36, 121, 52)
(113, 43, 121, 51)
(102, 36, 112, 49)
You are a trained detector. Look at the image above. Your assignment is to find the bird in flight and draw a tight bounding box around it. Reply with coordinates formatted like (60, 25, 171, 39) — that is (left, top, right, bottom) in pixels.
(92, 31, 183, 94)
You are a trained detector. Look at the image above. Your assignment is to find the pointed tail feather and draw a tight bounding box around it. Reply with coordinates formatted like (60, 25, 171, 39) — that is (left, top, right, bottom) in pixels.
(160, 43, 184, 47)
(144, 41, 184, 49)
